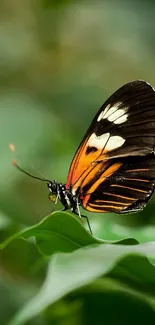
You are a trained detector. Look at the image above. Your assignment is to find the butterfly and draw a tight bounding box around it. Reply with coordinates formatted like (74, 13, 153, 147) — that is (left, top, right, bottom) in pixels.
(14, 80, 155, 234)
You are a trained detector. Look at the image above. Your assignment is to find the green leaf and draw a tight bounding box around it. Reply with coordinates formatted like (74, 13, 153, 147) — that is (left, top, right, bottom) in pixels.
(0, 211, 138, 255)
(8, 242, 155, 325)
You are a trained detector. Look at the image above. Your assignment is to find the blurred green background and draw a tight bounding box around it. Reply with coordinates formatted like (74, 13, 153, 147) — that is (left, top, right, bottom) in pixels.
(1, 0, 155, 324)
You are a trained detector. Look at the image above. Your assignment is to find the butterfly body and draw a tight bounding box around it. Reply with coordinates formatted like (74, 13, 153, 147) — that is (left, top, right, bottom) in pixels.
(48, 181, 78, 212)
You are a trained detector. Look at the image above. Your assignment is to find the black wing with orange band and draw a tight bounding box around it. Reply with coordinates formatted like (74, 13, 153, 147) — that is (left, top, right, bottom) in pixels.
(80, 155, 155, 213)
(66, 80, 155, 213)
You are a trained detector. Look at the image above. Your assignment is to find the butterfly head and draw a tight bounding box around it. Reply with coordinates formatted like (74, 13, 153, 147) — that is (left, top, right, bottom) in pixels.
(48, 181, 58, 202)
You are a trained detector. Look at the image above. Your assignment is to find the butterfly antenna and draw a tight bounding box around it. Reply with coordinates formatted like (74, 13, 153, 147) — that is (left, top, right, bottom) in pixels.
(9, 143, 50, 182)
(29, 163, 49, 181)
(12, 159, 50, 182)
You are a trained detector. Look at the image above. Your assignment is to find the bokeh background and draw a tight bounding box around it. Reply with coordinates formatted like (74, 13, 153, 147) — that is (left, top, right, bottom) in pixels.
(1, 0, 155, 324)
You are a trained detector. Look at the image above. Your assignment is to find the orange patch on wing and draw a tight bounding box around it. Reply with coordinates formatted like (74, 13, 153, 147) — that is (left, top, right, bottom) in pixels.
(81, 162, 122, 209)
(84, 205, 107, 213)
(68, 149, 103, 187)
(66, 137, 88, 188)
(71, 160, 104, 195)
(79, 161, 103, 189)
(66, 138, 109, 189)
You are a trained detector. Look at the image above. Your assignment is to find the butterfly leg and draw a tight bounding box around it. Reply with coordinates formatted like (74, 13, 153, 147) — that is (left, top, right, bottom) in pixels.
(71, 209, 93, 235)
(61, 203, 93, 235)
(50, 193, 61, 213)
(81, 214, 93, 235)
(74, 200, 93, 235)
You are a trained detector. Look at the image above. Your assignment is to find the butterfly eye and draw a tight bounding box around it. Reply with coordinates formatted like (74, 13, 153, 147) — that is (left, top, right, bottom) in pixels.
(47, 183, 52, 191)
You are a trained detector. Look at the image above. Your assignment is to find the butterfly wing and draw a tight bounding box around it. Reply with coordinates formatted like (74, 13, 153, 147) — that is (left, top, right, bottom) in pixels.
(66, 80, 155, 212)
(80, 155, 155, 213)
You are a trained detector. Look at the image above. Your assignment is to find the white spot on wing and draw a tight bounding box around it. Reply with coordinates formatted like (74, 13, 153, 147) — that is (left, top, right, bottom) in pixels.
(87, 132, 110, 149)
(114, 113, 128, 124)
(97, 102, 128, 125)
(108, 109, 128, 124)
(97, 104, 110, 121)
(104, 103, 121, 119)
(105, 136, 125, 151)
